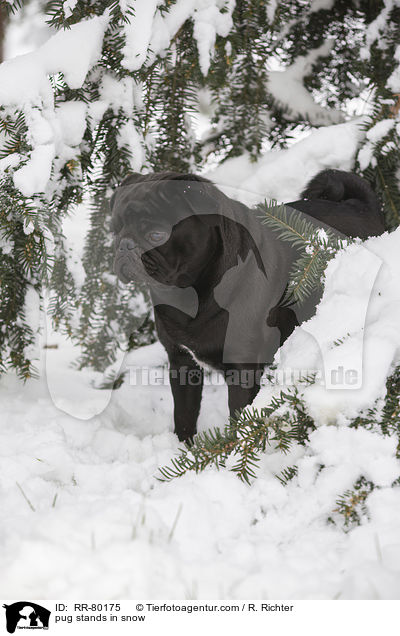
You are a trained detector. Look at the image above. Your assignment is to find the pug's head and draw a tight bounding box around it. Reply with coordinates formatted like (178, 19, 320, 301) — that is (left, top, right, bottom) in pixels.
(110, 172, 223, 288)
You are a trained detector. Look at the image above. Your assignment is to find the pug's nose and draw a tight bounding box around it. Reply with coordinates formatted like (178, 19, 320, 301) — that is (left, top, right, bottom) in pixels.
(119, 238, 136, 251)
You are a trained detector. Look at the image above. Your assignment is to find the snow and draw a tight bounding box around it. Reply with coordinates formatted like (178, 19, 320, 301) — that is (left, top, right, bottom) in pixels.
(366, 118, 395, 144)
(310, 0, 335, 11)
(1, 114, 400, 598)
(99, 75, 139, 116)
(1, 1, 400, 601)
(1, 323, 400, 598)
(3, 0, 53, 61)
(360, 0, 400, 60)
(388, 44, 400, 92)
(248, 223, 400, 436)
(358, 142, 376, 171)
(56, 102, 87, 148)
(118, 121, 146, 172)
(0, 153, 21, 174)
(308, 427, 399, 487)
(96, 74, 148, 167)
(266, 0, 278, 23)
(63, 0, 79, 19)
(13, 144, 55, 196)
(192, 2, 234, 75)
(208, 119, 364, 205)
(0, 14, 109, 196)
(0, 53, 53, 106)
(0, 15, 108, 107)
(263, 229, 400, 425)
(40, 17, 108, 90)
(2, 333, 400, 598)
(267, 41, 345, 127)
(0, 236, 14, 255)
(130, 0, 235, 75)
(122, 0, 161, 72)
(0, 0, 237, 199)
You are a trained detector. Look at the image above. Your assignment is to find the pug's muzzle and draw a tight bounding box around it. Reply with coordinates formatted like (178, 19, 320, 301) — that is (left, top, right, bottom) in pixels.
(113, 238, 151, 284)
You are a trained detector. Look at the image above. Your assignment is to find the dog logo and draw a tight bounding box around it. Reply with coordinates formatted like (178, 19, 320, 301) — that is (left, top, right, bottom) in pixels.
(2, 602, 51, 633)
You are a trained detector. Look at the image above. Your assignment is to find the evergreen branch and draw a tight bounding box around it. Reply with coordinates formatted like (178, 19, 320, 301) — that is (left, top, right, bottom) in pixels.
(260, 201, 313, 245)
(159, 389, 315, 484)
(259, 200, 349, 303)
(376, 163, 400, 226)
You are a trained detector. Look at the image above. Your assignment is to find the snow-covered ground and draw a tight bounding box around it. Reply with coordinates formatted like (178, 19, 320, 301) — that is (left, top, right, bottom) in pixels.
(2, 0, 400, 602)
(1, 326, 400, 599)
(1, 120, 400, 599)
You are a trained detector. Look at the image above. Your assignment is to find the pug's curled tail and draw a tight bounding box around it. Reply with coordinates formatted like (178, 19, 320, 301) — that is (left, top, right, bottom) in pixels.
(301, 169, 382, 218)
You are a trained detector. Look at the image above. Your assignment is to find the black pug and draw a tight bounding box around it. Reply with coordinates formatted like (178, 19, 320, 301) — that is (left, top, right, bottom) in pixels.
(110, 169, 384, 441)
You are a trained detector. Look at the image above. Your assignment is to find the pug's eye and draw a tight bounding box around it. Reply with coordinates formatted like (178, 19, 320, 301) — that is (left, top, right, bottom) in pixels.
(146, 230, 168, 245)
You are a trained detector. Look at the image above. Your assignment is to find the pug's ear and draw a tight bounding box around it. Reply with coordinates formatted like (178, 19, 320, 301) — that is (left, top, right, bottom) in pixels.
(109, 173, 148, 211)
(119, 172, 145, 187)
(179, 181, 222, 226)
(109, 215, 122, 234)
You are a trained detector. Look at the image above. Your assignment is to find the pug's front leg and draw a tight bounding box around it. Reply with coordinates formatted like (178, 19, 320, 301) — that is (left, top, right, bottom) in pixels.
(225, 366, 261, 420)
(168, 350, 204, 442)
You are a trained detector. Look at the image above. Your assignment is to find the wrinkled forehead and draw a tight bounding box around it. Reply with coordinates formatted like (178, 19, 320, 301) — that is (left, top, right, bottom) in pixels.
(112, 187, 153, 225)
(111, 179, 216, 226)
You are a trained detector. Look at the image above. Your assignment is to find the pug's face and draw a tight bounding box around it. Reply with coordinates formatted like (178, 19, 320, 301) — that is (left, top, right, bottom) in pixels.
(111, 176, 221, 288)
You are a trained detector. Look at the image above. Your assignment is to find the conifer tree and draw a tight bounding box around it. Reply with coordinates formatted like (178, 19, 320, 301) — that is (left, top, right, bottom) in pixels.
(0, 0, 399, 380)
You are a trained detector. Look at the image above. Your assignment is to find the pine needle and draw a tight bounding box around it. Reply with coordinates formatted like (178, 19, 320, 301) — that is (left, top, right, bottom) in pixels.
(16, 481, 35, 512)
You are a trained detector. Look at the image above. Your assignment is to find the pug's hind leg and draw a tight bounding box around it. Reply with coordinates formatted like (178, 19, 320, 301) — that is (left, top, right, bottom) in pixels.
(168, 350, 204, 443)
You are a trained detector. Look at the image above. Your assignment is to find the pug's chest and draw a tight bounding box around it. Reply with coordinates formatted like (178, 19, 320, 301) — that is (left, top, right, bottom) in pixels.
(176, 323, 227, 371)
(178, 343, 220, 373)
(155, 304, 228, 370)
